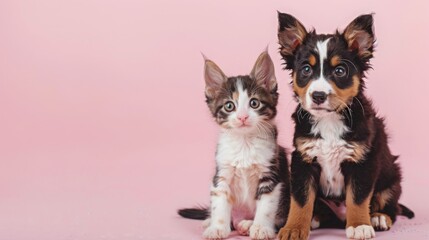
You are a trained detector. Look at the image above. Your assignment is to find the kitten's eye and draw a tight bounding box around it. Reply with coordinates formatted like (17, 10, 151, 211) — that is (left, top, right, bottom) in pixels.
(301, 64, 313, 77)
(334, 66, 347, 78)
(249, 98, 260, 109)
(224, 101, 235, 112)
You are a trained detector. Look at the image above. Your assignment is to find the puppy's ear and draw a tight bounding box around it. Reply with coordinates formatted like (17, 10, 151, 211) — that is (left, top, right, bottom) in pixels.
(277, 12, 307, 56)
(250, 49, 277, 91)
(343, 14, 375, 59)
(204, 58, 227, 98)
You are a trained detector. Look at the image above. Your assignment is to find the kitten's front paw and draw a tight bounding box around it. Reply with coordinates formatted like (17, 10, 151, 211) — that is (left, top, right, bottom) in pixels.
(203, 225, 231, 239)
(278, 226, 309, 240)
(237, 220, 253, 236)
(249, 224, 276, 239)
(346, 224, 375, 239)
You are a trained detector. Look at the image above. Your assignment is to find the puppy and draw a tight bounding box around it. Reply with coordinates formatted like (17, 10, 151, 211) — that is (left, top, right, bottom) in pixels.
(276, 12, 414, 240)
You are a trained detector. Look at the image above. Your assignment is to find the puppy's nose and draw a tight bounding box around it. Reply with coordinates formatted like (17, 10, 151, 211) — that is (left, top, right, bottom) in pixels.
(312, 91, 327, 105)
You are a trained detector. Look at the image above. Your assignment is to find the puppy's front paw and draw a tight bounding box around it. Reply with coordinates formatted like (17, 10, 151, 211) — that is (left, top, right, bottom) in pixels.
(310, 216, 320, 230)
(249, 224, 276, 239)
(346, 224, 375, 239)
(203, 225, 230, 239)
(371, 213, 392, 231)
(278, 226, 309, 240)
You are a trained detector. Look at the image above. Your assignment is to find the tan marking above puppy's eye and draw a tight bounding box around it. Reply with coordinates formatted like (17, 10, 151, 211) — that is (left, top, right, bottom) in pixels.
(330, 55, 341, 66)
(309, 55, 316, 66)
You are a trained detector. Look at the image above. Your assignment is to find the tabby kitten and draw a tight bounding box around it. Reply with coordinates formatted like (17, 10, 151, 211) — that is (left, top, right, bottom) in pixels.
(178, 50, 290, 240)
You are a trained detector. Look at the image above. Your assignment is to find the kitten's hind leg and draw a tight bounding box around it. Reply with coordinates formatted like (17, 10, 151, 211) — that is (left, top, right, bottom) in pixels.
(250, 183, 282, 240)
(236, 220, 253, 236)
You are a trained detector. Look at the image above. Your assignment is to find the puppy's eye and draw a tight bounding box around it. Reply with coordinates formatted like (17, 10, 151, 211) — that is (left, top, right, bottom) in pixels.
(301, 64, 313, 77)
(334, 66, 347, 78)
(249, 98, 260, 109)
(224, 101, 235, 112)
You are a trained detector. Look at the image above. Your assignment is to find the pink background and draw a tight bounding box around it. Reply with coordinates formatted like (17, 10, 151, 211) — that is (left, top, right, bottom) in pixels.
(1, 0, 428, 239)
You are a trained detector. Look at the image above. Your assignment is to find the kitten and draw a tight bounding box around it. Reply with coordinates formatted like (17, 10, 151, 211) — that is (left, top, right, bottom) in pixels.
(178, 50, 290, 240)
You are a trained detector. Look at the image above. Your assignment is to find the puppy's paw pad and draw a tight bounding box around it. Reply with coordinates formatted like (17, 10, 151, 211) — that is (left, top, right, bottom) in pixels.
(237, 220, 253, 236)
(203, 225, 230, 239)
(249, 224, 276, 240)
(346, 225, 375, 239)
(371, 213, 392, 231)
(278, 227, 310, 240)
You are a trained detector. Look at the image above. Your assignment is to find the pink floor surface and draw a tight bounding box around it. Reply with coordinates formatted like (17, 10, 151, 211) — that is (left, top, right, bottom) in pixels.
(0, 144, 427, 240)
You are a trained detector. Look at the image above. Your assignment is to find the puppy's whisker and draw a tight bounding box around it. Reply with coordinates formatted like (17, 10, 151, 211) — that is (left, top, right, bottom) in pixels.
(333, 96, 354, 128)
(340, 59, 358, 72)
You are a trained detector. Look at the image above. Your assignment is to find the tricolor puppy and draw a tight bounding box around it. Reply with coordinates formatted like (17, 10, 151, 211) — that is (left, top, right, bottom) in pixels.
(276, 12, 414, 240)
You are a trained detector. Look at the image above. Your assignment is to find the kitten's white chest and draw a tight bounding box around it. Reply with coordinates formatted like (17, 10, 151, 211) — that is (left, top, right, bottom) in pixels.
(216, 133, 275, 206)
(216, 133, 275, 168)
(309, 115, 351, 197)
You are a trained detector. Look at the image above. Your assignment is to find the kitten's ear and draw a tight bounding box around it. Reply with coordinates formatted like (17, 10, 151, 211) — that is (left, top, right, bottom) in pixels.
(250, 50, 277, 90)
(277, 12, 307, 56)
(343, 14, 375, 58)
(204, 58, 227, 97)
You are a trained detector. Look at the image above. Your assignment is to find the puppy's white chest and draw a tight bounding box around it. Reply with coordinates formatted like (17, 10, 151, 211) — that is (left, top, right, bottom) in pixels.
(309, 138, 348, 196)
(309, 115, 350, 197)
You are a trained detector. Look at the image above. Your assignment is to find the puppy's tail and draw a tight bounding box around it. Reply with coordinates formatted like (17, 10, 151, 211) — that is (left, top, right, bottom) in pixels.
(178, 206, 209, 220)
(399, 203, 415, 219)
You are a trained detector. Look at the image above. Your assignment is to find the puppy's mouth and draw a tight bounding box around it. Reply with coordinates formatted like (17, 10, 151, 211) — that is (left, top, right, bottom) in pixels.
(311, 107, 334, 112)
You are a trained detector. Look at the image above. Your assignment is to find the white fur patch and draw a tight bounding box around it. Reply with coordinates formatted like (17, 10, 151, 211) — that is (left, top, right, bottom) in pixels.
(236, 79, 250, 118)
(252, 183, 282, 227)
(307, 113, 350, 197)
(311, 217, 320, 229)
(371, 215, 389, 231)
(316, 39, 330, 70)
(305, 38, 333, 111)
(346, 225, 375, 239)
(203, 224, 231, 239)
(249, 224, 276, 240)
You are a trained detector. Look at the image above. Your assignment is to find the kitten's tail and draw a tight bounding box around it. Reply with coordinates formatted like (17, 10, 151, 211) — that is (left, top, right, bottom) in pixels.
(399, 203, 415, 219)
(177, 207, 209, 220)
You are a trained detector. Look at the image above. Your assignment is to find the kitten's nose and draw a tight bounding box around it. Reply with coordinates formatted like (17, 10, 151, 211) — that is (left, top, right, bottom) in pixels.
(312, 91, 328, 105)
(237, 115, 249, 123)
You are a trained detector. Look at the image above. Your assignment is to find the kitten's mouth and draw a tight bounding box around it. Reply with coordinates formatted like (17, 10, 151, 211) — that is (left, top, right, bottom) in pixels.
(238, 123, 250, 128)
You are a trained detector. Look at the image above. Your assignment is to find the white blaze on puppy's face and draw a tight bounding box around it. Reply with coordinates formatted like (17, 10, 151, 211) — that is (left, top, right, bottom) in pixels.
(305, 38, 334, 117)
